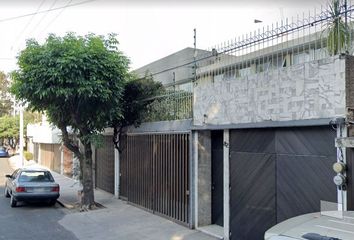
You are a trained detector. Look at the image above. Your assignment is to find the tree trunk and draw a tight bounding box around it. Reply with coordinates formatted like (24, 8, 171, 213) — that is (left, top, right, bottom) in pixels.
(80, 142, 95, 209)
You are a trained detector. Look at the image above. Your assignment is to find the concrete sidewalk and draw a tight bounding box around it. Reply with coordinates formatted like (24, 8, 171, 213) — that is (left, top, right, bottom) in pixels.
(52, 173, 219, 240)
(7, 157, 219, 240)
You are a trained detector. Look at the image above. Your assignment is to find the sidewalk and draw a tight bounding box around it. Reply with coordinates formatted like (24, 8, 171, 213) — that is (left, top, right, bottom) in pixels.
(8, 156, 219, 240)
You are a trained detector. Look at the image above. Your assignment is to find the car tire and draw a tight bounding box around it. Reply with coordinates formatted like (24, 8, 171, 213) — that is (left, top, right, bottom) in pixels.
(4, 186, 10, 198)
(10, 195, 17, 208)
(48, 200, 56, 206)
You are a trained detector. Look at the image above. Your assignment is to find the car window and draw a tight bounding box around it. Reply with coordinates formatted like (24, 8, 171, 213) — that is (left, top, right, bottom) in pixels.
(0, 147, 5, 151)
(19, 171, 54, 182)
(12, 169, 20, 179)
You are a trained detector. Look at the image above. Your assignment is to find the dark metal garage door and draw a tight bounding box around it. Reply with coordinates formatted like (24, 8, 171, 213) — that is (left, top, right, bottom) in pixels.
(120, 133, 190, 225)
(229, 126, 337, 240)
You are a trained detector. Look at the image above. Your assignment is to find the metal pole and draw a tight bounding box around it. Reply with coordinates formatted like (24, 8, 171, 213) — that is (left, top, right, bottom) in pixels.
(193, 28, 197, 121)
(193, 28, 197, 82)
(345, 0, 348, 28)
(19, 106, 24, 166)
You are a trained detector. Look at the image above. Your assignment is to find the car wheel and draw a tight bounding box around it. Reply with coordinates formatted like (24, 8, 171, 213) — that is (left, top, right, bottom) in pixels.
(4, 186, 10, 198)
(48, 200, 56, 206)
(10, 195, 17, 208)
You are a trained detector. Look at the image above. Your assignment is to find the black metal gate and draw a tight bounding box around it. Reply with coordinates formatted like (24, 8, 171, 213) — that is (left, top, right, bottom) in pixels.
(120, 133, 190, 225)
(212, 131, 224, 227)
(229, 127, 337, 240)
(95, 136, 115, 194)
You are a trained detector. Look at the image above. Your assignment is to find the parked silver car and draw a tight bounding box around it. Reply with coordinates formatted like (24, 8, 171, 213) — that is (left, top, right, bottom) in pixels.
(4, 167, 60, 207)
(265, 211, 354, 240)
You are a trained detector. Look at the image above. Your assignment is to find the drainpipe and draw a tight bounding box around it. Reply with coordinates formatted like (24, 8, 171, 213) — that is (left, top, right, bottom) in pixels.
(333, 117, 348, 211)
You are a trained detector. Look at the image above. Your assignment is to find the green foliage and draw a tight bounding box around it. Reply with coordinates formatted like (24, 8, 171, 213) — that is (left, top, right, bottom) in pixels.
(111, 74, 164, 151)
(119, 75, 164, 127)
(325, 0, 349, 55)
(23, 151, 33, 161)
(0, 115, 19, 139)
(0, 113, 37, 150)
(11, 33, 129, 143)
(144, 90, 193, 122)
(88, 133, 104, 149)
(0, 115, 19, 150)
(0, 71, 12, 117)
(24, 111, 42, 125)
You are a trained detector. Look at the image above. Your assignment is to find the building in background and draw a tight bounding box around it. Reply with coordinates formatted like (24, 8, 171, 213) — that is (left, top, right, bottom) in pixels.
(27, 116, 74, 178)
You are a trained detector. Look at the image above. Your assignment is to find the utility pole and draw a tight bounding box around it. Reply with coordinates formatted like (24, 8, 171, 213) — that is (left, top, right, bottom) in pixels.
(345, 0, 348, 28)
(193, 28, 197, 83)
(19, 106, 24, 166)
(193, 28, 197, 119)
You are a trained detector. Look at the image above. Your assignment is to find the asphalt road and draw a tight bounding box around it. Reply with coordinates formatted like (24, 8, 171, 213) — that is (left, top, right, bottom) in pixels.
(0, 157, 78, 240)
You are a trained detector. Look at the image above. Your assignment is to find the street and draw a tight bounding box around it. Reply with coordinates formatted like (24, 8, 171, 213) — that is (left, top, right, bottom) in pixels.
(0, 157, 78, 240)
(0, 157, 218, 240)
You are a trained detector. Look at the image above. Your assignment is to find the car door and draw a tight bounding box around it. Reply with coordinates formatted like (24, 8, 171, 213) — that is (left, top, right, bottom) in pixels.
(7, 170, 20, 193)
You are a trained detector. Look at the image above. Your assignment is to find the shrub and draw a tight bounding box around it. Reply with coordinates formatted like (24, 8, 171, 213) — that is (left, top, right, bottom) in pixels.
(23, 151, 33, 161)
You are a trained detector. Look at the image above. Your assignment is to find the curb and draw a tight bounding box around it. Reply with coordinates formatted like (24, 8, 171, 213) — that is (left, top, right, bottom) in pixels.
(57, 199, 76, 209)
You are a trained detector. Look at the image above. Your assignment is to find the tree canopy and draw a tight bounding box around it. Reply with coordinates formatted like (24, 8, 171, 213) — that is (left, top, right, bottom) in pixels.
(11, 33, 130, 209)
(112, 75, 163, 151)
(325, 0, 349, 55)
(0, 71, 12, 117)
(0, 111, 41, 150)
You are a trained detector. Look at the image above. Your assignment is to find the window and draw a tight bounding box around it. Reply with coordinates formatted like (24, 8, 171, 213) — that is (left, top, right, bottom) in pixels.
(19, 171, 54, 182)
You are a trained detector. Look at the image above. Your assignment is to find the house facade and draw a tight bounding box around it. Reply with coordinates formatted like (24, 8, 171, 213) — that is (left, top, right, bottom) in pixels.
(119, 6, 354, 240)
(25, 5, 354, 240)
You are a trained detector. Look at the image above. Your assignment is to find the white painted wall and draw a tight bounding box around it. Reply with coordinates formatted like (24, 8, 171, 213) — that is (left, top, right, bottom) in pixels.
(27, 123, 61, 144)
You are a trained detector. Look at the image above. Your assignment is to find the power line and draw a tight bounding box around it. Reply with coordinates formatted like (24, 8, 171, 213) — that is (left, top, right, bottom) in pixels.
(39, 0, 74, 37)
(0, 0, 96, 23)
(136, 53, 212, 78)
(29, 0, 59, 36)
(11, 0, 46, 51)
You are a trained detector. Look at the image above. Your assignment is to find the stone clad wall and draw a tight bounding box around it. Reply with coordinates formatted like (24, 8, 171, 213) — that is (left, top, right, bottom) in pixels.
(346, 56, 354, 110)
(193, 56, 346, 126)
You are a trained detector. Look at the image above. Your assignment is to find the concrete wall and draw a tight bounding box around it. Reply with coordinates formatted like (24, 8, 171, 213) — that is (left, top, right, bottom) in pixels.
(134, 47, 196, 86)
(194, 56, 346, 126)
(134, 47, 211, 87)
(197, 130, 212, 226)
(27, 123, 61, 144)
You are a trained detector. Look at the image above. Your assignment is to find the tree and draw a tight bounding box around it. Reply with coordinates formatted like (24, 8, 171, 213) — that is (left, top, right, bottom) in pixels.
(325, 0, 350, 55)
(112, 75, 164, 151)
(11, 33, 129, 209)
(0, 71, 12, 117)
(0, 112, 39, 150)
(0, 115, 19, 149)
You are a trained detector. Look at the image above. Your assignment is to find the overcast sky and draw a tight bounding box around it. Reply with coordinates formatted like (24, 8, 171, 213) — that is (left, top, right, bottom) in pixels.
(0, 0, 328, 73)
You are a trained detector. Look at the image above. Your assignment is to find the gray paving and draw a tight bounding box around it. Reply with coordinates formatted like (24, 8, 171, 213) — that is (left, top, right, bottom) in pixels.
(59, 199, 218, 240)
(4, 157, 218, 240)
(53, 170, 218, 240)
(0, 157, 78, 240)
